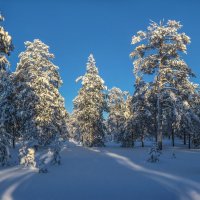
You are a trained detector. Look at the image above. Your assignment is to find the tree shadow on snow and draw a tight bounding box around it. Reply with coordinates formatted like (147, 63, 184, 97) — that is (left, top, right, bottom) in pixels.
(100, 147, 200, 200)
(1, 142, 200, 200)
(0, 166, 36, 200)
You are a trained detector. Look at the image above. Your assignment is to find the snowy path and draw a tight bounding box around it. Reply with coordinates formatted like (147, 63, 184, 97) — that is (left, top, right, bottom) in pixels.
(0, 142, 200, 200)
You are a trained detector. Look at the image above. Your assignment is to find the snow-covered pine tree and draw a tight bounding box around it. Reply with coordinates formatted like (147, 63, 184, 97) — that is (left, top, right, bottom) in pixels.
(67, 111, 80, 142)
(107, 87, 128, 143)
(190, 89, 200, 148)
(130, 20, 196, 149)
(122, 77, 154, 147)
(144, 83, 158, 141)
(13, 39, 68, 152)
(147, 143, 161, 163)
(178, 98, 200, 149)
(131, 77, 152, 147)
(121, 93, 135, 147)
(73, 54, 106, 147)
(0, 14, 14, 166)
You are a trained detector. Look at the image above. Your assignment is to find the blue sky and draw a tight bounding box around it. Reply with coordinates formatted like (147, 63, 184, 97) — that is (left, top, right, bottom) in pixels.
(1, 0, 200, 112)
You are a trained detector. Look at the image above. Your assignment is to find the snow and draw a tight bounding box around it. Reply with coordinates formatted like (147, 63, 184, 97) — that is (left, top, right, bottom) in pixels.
(0, 140, 200, 200)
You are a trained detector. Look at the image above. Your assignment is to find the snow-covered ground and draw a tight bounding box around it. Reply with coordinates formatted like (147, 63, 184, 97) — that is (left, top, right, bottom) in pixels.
(0, 140, 200, 200)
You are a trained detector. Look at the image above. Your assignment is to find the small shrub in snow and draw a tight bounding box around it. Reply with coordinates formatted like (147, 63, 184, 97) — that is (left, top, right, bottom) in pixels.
(52, 151, 61, 165)
(192, 135, 200, 148)
(49, 139, 61, 165)
(19, 145, 27, 165)
(19, 146, 36, 168)
(26, 148, 36, 167)
(50, 146, 61, 165)
(172, 150, 176, 159)
(38, 158, 48, 173)
(147, 143, 161, 163)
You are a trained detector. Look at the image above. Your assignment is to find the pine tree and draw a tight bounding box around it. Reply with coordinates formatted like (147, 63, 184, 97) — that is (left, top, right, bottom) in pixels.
(121, 94, 135, 147)
(68, 111, 80, 142)
(178, 97, 200, 148)
(13, 39, 68, 149)
(130, 20, 197, 149)
(107, 87, 128, 143)
(147, 143, 161, 163)
(132, 78, 152, 147)
(73, 54, 106, 147)
(190, 89, 200, 148)
(0, 14, 14, 166)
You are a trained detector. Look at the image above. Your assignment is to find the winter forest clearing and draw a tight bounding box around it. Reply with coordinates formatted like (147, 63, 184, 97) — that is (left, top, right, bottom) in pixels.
(1, 1, 200, 200)
(0, 140, 200, 200)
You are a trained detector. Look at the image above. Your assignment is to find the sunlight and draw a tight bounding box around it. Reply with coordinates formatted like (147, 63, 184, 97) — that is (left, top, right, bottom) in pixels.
(1, 1, 200, 200)
(86, 148, 101, 153)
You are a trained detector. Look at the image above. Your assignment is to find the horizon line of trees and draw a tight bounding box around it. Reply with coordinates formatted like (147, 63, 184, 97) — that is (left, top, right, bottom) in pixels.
(1, 14, 200, 167)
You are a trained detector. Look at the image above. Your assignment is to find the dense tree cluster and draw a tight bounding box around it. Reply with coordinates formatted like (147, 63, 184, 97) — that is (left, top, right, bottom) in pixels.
(1, 14, 200, 169)
(69, 20, 200, 149)
(0, 15, 68, 167)
(129, 20, 200, 149)
(0, 15, 14, 166)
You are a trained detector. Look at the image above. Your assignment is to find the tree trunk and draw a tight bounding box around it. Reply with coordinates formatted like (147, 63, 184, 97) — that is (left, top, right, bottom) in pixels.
(184, 133, 186, 145)
(132, 128, 135, 147)
(172, 129, 174, 147)
(188, 134, 191, 149)
(157, 94, 162, 150)
(155, 112, 157, 143)
(141, 136, 144, 147)
(116, 120, 119, 142)
(132, 132, 134, 147)
(12, 136, 15, 149)
(12, 127, 15, 149)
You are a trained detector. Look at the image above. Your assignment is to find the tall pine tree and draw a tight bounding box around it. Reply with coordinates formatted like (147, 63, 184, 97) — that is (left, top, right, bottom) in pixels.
(0, 14, 14, 165)
(73, 54, 106, 147)
(130, 20, 197, 149)
(13, 39, 68, 147)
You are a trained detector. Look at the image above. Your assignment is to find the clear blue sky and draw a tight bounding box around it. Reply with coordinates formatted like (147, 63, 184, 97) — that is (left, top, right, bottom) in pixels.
(1, 0, 200, 112)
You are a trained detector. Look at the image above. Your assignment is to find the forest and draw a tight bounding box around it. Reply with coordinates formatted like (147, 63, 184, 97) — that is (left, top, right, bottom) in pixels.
(1, 14, 200, 171)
